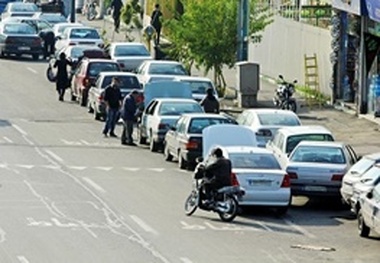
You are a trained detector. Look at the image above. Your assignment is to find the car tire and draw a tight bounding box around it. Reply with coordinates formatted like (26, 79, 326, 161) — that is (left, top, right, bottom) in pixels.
(80, 92, 87, 107)
(32, 54, 39, 60)
(70, 91, 77, 101)
(274, 206, 289, 217)
(94, 110, 101, 121)
(164, 143, 173, 161)
(358, 210, 370, 238)
(138, 126, 147, 145)
(178, 150, 187, 170)
(149, 132, 159, 152)
(88, 100, 94, 113)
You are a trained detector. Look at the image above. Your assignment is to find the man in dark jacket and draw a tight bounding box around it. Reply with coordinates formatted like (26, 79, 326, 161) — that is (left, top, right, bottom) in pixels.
(110, 0, 123, 33)
(53, 52, 72, 101)
(102, 77, 122, 137)
(121, 90, 140, 145)
(200, 87, 220, 113)
(205, 148, 232, 190)
(150, 4, 163, 46)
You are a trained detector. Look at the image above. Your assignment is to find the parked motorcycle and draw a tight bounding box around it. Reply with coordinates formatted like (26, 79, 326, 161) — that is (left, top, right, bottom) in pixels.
(184, 162, 245, 222)
(273, 75, 298, 113)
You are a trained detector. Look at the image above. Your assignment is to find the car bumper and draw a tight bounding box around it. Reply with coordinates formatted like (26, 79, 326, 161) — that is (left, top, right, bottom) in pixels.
(340, 186, 354, 204)
(3, 45, 43, 55)
(291, 184, 341, 197)
(238, 189, 291, 207)
(152, 131, 166, 143)
(182, 150, 201, 164)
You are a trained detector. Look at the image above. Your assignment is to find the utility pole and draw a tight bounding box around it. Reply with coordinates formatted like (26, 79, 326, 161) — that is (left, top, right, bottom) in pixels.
(70, 0, 76, 22)
(237, 0, 249, 62)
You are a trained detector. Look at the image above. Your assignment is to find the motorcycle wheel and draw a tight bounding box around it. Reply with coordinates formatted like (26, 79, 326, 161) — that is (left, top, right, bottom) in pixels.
(87, 9, 96, 21)
(218, 195, 238, 222)
(46, 66, 56, 83)
(281, 101, 297, 113)
(184, 190, 199, 216)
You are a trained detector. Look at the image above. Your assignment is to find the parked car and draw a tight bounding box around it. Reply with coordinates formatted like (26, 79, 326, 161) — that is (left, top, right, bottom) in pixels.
(286, 141, 358, 197)
(104, 42, 153, 72)
(55, 26, 104, 51)
(357, 182, 380, 238)
(52, 22, 83, 38)
(88, 72, 142, 120)
(1, 2, 39, 20)
(341, 152, 380, 205)
(266, 125, 335, 168)
(0, 22, 43, 60)
(2, 17, 53, 34)
(164, 113, 235, 169)
(139, 98, 204, 152)
(350, 165, 380, 214)
(70, 58, 121, 106)
(174, 76, 219, 102)
(135, 60, 189, 85)
(237, 109, 301, 148)
(32, 12, 67, 25)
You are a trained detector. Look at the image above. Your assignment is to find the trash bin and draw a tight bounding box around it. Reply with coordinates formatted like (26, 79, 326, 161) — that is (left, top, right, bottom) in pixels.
(235, 62, 260, 108)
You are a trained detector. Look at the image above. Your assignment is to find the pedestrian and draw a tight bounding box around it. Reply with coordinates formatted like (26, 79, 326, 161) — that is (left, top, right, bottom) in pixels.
(42, 31, 56, 59)
(200, 87, 220, 113)
(53, 52, 72, 101)
(102, 77, 122, 137)
(150, 3, 163, 46)
(120, 90, 140, 146)
(110, 0, 123, 33)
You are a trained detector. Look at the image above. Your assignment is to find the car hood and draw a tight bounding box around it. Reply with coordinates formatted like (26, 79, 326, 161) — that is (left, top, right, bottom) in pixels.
(202, 125, 257, 158)
(144, 81, 193, 107)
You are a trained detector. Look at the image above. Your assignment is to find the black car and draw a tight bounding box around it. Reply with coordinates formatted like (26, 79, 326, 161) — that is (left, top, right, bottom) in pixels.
(0, 22, 43, 60)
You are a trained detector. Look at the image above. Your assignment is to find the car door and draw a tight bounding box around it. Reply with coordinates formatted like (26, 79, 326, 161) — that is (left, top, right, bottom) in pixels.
(89, 75, 102, 109)
(166, 117, 184, 156)
(72, 61, 85, 96)
(136, 62, 148, 84)
(174, 116, 188, 156)
(141, 100, 158, 138)
(362, 184, 379, 230)
(345, 144, 358, 165)
(372, 184, 380, 233)
(272, 133, 287, 168)
(146, 101, 160, 141)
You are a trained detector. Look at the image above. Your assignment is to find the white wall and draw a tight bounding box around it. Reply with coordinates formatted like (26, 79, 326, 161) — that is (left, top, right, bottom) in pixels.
(249, 15, 333, 96)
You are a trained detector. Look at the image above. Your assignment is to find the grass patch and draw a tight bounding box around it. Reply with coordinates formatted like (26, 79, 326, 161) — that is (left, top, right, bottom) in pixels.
(296, 85, 331, 106)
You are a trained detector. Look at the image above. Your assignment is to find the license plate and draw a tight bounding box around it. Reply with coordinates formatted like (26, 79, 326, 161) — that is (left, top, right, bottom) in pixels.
(248, 179, 272, 186)
(18, 47, 31, 51)
(79, 42, 95, 45)
(304, 186, 327, 192)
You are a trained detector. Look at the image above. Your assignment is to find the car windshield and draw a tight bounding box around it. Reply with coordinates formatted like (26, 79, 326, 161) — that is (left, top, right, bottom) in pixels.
(40, 14, 66, 24)
(229, 153, 281, 169)
(158, 102, 203, 116)
(114, 45, 150, 56)
(257, 113, 300, 126)
(348, 157, 376, 177)
(70, 28, 100, 39)
(182, 80, 214, 95)
(70, 47, 102, 58)
(4, 23, 36, 34)
(286, 134, 334, 154)
(148, 63, 188, 75)
(188, 118, 230, 134)
(88, 63, 120, 77)
(290, 145, 346, 164)
(10, 3, 38, 12)
(101, 76, 141, 90)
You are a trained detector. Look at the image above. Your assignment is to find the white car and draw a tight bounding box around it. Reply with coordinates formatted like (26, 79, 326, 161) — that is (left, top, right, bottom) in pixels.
(52, 22, 83, 38)
(1, 3, 39, 20)
(286, 141, 358, 197)
(357, 183, 380, 238)
(237, 109, 301, 148)
(174, 76, 219, 102)
(55, 26, 104, 51)
(340, 152, 380, 205)
(201, 125, 291, 215)
(135, 60, 189, 85)
(104, 42, 153, 72)
(266, 125, 335, 168)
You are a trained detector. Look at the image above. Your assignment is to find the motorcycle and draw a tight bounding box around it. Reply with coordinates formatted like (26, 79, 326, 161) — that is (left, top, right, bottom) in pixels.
(46, 56, 78, 84)
(184, 162, 245, 222)
(273, 75, 298, 113)
(83, 1, 97, 21)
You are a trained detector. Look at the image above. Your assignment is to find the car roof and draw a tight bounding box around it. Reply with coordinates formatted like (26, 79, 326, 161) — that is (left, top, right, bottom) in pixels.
(174, 76, 212, 82)
(98, 72, 137, 77)
(111, 42, 146, 46)
(65, 44, 101, 50)
(363, 152, 380, 161)
(296, 141, 345, 148)
(54, 22, 82, 27)
(221, 146, 274, 154)
(243, 108, 299, 116)
(154, 98, 197, 103)
(144, 60, 182, 65)
(181, 113, 226, 118)
(67, 26, 97, 31)
(82, 58, 117, 63)
(277, 125, 333, 136)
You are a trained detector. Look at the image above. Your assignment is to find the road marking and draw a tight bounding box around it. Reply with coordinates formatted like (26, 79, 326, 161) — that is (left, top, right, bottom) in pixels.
(95, 166, 113, 171)
(123, 167, 140, 172)
(130, 215, 158, 235)
(61, 139, 82, 146)
(0, 227, 6, 243)
(3, 137, 12, 143)
(0, 164, 6, 168)
(41, 165, 60, 169)
(17, 256, 30, 263)
(148, 168, 165, 172)
(82, 177, 106, 194)
(26, 67, 37, 74)
(15, 165, 34, 169)
(45, 150, 64, 163)
(284, 219, 316, 239)
(67, 166, 87, 170)
(12, 124, 27, 136)
(180, 258, 193, 263)
(80, 140, 90, 145)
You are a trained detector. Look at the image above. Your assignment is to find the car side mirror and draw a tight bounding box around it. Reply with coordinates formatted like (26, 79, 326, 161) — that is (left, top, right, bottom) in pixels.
(367, 191, 373, 199)
(196, 157, 204, 163)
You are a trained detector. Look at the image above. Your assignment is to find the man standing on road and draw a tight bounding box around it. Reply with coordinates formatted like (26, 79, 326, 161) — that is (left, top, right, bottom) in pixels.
(102, 77, 122, 137)
(53, 52, 72, 101)
(110, 0, 123, 33)
(151, 4, 163, 46)
(200, 87, 220, 113)
(120, 90, 140, 146)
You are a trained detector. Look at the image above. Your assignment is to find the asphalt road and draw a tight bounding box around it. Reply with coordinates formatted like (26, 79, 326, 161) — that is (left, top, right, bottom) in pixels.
(0, 54, 379, 263)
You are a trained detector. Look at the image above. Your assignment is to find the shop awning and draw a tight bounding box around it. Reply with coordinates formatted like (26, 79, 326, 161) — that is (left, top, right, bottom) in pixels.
(365, 0, 380, 23)
(332, 0, 361, 15)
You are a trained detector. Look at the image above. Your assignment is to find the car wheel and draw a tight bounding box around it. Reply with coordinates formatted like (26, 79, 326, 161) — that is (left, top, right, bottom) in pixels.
(80, 92, 87, 107)
(164, 143, 173, 161)
(274, 206, 289, 217)
(94, 109, 101, 121)
(178, 150, 187, 170)
(149, 132, 159, 152)
(138, 128, 147, 145)
(358, 210, 370, 238)
(70, 91, 77, 101)
(88, 100, 94, 113)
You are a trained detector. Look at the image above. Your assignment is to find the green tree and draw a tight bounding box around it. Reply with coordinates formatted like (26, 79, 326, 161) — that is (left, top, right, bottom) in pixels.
(120, 0, 143, 41)
(164, 0, 272, 95)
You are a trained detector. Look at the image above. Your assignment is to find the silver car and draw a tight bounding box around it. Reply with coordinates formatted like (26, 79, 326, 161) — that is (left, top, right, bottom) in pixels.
(358, 183, 380, 238)
(1, 3, 39, 20)
(286, 141, 358, 197)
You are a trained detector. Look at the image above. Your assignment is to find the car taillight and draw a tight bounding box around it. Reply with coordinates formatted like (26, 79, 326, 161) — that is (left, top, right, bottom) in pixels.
(281, 174, 291, 187)
(97, 94, 103, 102)
(331, 174, 344, 181)
(69, 42, 76, 46)
(231, 172, 239, 186)
(288, 172, 298, 179)
(185, 139, 198, 150)
(256, 129, 272, 137)
(158, 123, 168, 130)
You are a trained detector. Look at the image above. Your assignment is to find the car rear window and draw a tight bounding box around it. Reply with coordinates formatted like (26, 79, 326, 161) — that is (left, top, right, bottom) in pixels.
(70, 28, 100, 39)
(290, 146, 346, 164)
(88, 63, 120, 77)
(258, 113, 301, 126)
(101, 76, 141, 90)
(229, 153, 281, 169)
(158, 102, 203, 116)
(286, 134, 334, 154)
(4, 23, 36, 34)
(11, 3, 38, 12)
(188, 118, 230, 134)
(182, 80, 214, 95)
(114, 45, 150, 56)
(148, 63, 188, 75)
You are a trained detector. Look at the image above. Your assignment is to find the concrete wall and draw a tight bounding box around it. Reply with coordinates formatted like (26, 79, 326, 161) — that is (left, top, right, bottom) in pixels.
(249, 15, 333, 96)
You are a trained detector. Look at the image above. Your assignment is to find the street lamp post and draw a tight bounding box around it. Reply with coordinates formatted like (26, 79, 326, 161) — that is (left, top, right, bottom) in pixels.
(237, 0, 249, 62)
(70, 0, 76, 22)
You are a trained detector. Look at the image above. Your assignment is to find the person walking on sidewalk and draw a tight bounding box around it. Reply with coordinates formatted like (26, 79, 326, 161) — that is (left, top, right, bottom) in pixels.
(102, 77, 122, 137)
(53, 52, 72, 101)
(121, 90, 140, 146)
(200, 87, 220, 113)
(110, 0, 123, 33)
(151, 4, 163, 46)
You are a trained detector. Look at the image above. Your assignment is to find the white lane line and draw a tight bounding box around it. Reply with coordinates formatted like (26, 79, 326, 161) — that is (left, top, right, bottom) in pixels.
(123, 167, 140, 172)
(3, 137, 13, 143)
(284, 219, 316, 239)
(82, 177, 106, 194)
(45, 150, 64, 163)
(67, 166, 87, 170)
(17, 256, 30, 263)
(180, 258, 193, 263)
(130, 215, 159, 235)
(80, 140, 90, 145)
(148, 168, 165, 172)
(12, 124, 27, 136)
(15, 165, 34, 169)
(0, 227, 6, 243)
(95, 167, 113, 171)
(26, 67, 37, 74)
